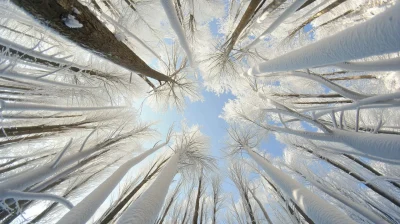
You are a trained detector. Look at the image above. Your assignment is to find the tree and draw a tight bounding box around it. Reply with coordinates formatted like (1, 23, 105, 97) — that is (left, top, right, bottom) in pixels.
(116, 125, 214, 223)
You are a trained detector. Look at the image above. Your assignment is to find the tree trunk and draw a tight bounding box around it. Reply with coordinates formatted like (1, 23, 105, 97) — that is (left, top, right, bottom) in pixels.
(296, 0, 315, 11)
(192, 172, 203, 224)
(287, 0, 348, 39)
(117, 152, 179, 224)
(293, 100, 352, 104)
(246, 4, 400, 75)
(157, 182, 181, 224)
(98, 158, 169, 224)
(225, 0, 262, 56)
(58, 141, 168, 224)
(294, 144, 400, 208)
(11, 0, 172, 82)
(243, 190, 257, 224)
(246, 146, 355, 223)
(329, 75, 376, 81)
(250, 190, 273, 224)
(1, 120, 93, 137)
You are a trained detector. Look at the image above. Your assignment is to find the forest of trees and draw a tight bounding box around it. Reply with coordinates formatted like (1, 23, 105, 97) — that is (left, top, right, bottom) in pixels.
(0, 0, 399, 223)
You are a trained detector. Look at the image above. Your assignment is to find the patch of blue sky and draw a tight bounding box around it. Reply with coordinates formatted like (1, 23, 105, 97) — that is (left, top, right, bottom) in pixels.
(163, 37, 174, 45)
(304, 23, 315, 40)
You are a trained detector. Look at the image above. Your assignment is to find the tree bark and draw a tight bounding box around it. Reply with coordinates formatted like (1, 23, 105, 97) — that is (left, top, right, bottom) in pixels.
(250, 190, 273, 224)
(10, 0, 173, 82)
(225, 0, 262, 55)
(288, 0, 348, 38)
(192, 172, 203, 224)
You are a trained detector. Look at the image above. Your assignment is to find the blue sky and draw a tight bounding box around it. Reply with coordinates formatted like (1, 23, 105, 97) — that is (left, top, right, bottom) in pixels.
(138, 9, 289, 202)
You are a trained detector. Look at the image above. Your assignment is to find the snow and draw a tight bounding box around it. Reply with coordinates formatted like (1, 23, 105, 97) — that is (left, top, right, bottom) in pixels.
(72, 7, 81, 15)
(63, 14, 83, 29)
(247, 3, 400, 75)
(114, 32, 126, 42)
(382, 72, 400, 91)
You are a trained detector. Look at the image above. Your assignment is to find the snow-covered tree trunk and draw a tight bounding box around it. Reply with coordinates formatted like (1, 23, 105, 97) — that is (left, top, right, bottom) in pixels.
(245, 146, 356, 223)
(247, 3, 400, 75)
(57, 141, 168, 224)
(244, 0, 308, 50)
(117, 152, 180, 224)
(160, 0, 195, 66)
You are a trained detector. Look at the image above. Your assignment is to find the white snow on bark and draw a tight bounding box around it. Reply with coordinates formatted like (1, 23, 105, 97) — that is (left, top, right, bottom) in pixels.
(334, 57, 400, 71)
(244, 0, 308, 50)
(117, 152, 180, 224)
(246, 146, 356, 224)
(57, 142, 168, 224)
(63, 14, 83, 29)
(246, 3, 400, 75)
(161, 0, 196, 67)
(72, 7, 81, 15)
(309, 177, 390, 224)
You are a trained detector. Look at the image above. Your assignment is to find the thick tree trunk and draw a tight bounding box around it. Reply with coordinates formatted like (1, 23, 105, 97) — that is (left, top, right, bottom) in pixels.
(98, 158, 168, 224)
(247, 4, 400, 76)
(157, 182, 181, 224)
(57, 142, 168, 224)
(10, 0, 172, 82)
(117, 153, 179, 224)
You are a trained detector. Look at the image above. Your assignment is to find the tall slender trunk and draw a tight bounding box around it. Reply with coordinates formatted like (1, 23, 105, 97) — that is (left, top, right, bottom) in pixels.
(0, 43, 117, 82)
(246, 146, 356, 223)
(98, 158, 169, 224)
(117, 152, 180, 224)
(250, 190, 273, 224)
(157, 182, 181, 224)
(245, 0, 307, 49)
(199, 198, 205, 224)
(296, 0, 315, 11)
(0, 131, 134, 195)
(11, 0, 173, 82)
(260, 175, 305, 223)
(57, 142, 168, 224)
(287, 0, 348, 39)
(161, 0, 195, 66)
(294, 144, 400, 207)
(192, 172, 203, 224)
(224, 0, 262, 56)
(1, 121, 93, 137)
(181, 193, 192, 224)
(243, 190, 257, 224)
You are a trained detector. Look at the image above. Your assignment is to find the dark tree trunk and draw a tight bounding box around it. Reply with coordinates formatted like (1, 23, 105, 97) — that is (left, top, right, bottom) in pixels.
(192, 173, 203, 224)
(296, 0, 316, 11)
(225, 0, 263, 55)
(288, 0, 348, 39)
(10, 0, 172, 82)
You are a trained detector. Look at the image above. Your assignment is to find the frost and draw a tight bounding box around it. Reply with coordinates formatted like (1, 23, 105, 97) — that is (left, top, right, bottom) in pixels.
(72, 7, 81, 15)
(114, 32, 126, 42)
(382, 72, 400, 91)
(63, 14, 83, 29)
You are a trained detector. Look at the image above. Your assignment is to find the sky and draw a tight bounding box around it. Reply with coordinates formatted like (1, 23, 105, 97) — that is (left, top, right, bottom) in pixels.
(137, 4, 289, 203)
